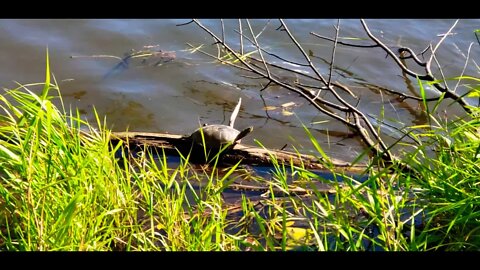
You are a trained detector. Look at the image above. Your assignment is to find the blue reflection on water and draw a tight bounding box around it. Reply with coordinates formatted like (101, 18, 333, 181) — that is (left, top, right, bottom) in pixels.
(251, 165, 369, 182)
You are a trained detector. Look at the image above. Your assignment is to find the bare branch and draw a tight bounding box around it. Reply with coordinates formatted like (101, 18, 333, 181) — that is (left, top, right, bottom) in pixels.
(186, 43, 252, 73)
(361, 19, 471, 113)
(310, 22, 462, 104)
(360, 19, 432, 81)
(424, 20, 459, 93)
(255, 19, 272, 39)
(259, 81, 272, 92)
(432, 51, 449, 91)
(328, 19, 341, 87)
(280, 20, 392, 158)
(229, 97, 242, 128)
(296, 85, 349, 112)
(279, 19, 329, 85)
(233, 28, 310, 67)
(398, 47, 427, 67)
(220, 19, 225, 43)
(366, 113, 421, 146)
(238, 19, 244, 55)
(246, 19, 272, 79)
(453, 42, 474, 92)
(428, 19, 459, 64)
(187, 18, 477, 175)
(246, 55, 357, 98)
(192, 19, 408, 165)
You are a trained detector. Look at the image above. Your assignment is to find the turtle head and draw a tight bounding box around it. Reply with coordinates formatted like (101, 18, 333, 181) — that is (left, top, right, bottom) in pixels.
(234, 126, 253, 142)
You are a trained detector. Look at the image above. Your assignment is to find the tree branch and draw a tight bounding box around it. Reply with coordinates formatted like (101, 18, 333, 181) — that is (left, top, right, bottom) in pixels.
(360, 19, 471, 113)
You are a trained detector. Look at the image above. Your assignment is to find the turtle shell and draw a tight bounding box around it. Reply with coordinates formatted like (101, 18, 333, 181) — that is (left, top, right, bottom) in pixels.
(190, 124, 240, 149)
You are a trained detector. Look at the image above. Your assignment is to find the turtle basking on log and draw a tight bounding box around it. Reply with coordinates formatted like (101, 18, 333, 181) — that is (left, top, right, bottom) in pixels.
(189, 97, 253, 153)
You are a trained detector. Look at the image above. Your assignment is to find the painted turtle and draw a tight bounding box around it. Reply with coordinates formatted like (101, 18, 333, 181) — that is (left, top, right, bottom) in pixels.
(189, 97, 253, 151)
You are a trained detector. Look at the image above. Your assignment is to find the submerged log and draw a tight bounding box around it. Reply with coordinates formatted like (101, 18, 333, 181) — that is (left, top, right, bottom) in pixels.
(110, 131, 368, 173)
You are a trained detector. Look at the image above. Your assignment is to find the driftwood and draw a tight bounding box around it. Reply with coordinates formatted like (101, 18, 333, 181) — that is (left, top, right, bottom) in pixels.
(110, 131, 368, 174)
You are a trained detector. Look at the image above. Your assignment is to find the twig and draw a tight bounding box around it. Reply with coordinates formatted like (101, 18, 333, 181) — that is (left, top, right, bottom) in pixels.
(259, 81, 272, 92)
(220, 19, 225, 43)
(328, 19, 341, 87)
(229, 98, 242, 128)
(238, 19, 244, 55)
(279, 19, 328, 85)
(453, 42, 474, 92)
(192, 19, 400, 165)
(255, 19, 272, 40)
(233, 28, 310, 67)
(70, 54, 124, 62)
(296, 85, 349, 112)
(281, 19, 392, 159)
(432, 51, 449, 91)
(366, 113, 421, 145)
(246, 19, 272, 79)
(247, 56, 357, 98)
(360, 19, 432, 81)
(398, 47, 427, 67)
(185, 43, 252, 73)
(428, 19, 459, 65)
(361, 19, 471, 113)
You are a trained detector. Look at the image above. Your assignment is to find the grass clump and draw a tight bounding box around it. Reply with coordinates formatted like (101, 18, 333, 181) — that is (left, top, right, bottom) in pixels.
(400, 106, 480, 250)
(0, 57, 134, 250)
(0, 54, 240, 251)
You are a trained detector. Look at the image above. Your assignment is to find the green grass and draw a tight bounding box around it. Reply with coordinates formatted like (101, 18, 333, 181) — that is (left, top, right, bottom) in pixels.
(400, 106, 480, 250)
(0, 54, 479, 251)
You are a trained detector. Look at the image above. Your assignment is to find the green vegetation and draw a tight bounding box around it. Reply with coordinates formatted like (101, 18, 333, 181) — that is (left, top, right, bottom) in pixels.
(0, 53, 479, 251)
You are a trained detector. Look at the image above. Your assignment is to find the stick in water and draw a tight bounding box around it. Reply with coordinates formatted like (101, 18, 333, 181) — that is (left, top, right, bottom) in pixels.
(229, 97, 242, 128)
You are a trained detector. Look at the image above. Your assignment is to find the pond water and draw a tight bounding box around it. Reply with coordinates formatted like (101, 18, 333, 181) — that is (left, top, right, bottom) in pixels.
(0, 19, 478, 162)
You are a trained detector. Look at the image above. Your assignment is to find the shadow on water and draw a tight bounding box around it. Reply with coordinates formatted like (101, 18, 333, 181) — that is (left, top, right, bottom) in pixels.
(150, 154, 370, 199)
(251, 165, 369, 183)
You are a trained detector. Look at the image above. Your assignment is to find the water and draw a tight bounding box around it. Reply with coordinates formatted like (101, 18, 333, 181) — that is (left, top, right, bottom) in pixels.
(1, 19, 478, 162)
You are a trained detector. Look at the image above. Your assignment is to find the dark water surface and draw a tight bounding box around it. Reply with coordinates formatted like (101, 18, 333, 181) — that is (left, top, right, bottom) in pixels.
(1, 19, 478, 162)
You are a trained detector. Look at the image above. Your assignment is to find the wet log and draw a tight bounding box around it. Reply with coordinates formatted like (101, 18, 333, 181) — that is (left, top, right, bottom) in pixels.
(110, 131, 367, 173)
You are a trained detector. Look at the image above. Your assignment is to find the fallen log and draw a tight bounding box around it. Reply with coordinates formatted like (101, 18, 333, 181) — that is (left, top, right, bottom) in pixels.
(110, 131, 368, 173)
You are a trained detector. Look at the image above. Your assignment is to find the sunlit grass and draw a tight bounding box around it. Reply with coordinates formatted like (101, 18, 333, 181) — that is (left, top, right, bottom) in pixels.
(0, 54, 242, 251)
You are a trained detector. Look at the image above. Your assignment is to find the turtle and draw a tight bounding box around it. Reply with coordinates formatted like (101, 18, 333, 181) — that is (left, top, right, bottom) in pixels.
(189, 97, 253, 152)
